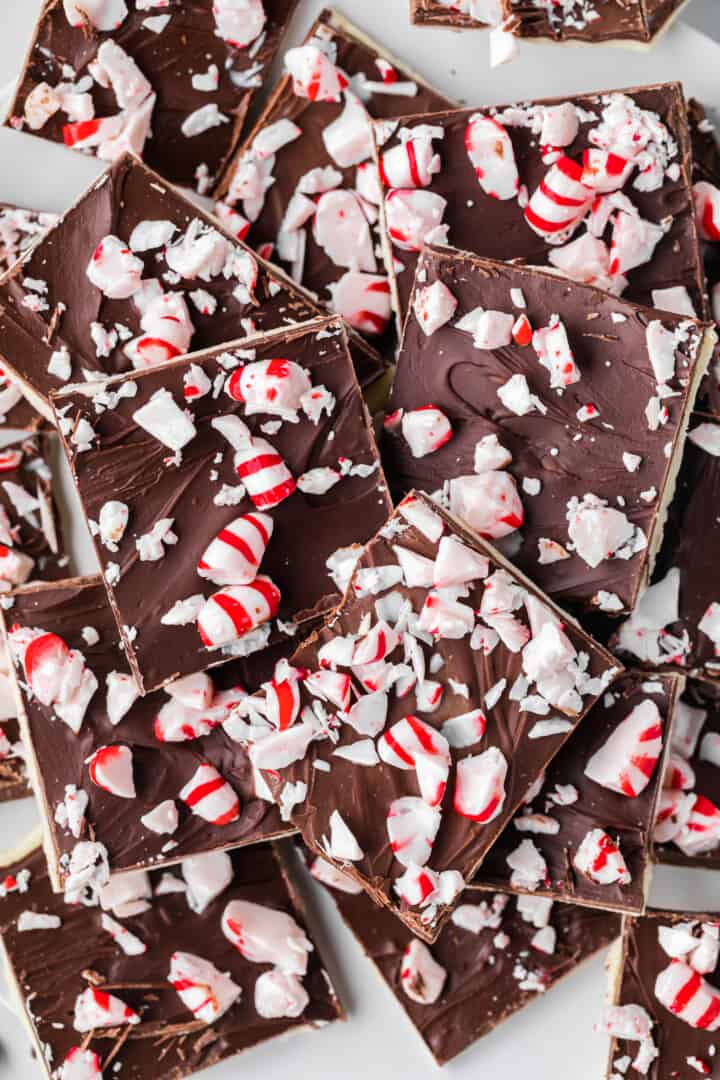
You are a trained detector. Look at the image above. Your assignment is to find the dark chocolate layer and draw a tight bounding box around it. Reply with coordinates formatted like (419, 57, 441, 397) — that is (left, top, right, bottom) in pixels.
(0, 717, 30, 803)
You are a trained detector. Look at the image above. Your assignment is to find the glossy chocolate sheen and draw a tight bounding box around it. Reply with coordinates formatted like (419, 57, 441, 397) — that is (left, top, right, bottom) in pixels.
(0, 718, 30, 803)
(216, 10, 452, 349)
(1, 578, 303, 884)
(375, 84, 705, 326)
(0, 156, 381, 419)
(0, 841, 341, 1080)
(0, 431, 68, 581)
(609, 910, 720, 1080)
(267, 493, 620, 942)
(474, 672, 680, 913)
(312, 857, 620, 1065)
(54, 319, 392, 692)
(384, 246, 711, 614)
(655, 679, 720, 871)
(7, 0, 299, 188)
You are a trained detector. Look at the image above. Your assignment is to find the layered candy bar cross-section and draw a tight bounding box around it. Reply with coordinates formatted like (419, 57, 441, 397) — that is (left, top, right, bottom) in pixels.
(242, 491, 620, 941)
(52, 317, 391, 692)
(0, 836, 341, 1080)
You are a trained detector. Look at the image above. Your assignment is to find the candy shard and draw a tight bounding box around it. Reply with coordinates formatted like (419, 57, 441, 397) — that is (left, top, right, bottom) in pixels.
(454, 748, 508, 823)
(574, 828, 630, 885)
(197, 512, 273, 586)
(255, 970, 309, 1019)
(179, 763, 240, 825)
(654, 960, 720, 1031)
(169, 951, 241, 1023)
(386, 795, 441, 868)
(584, 699, 663, 797)
(73, 986, 139, 1032)
(221, 899, 313, 974)
(465, 114, 519, 201)
(400, 939, 446, 1004)
(197, 577, 281, 648)
(87, 744, 135, 799)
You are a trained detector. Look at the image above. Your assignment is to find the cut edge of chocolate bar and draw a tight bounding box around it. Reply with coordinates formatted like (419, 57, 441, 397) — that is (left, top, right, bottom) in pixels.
(404, 243, 717, 615)
(0, 152, 381, 422)
(409, 0, 492, 29)
(0, 574, 301, 892)
(469, 670, 685, 916)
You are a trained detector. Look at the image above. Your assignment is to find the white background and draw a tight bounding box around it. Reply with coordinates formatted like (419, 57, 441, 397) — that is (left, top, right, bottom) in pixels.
(0, 3, 719, 1078)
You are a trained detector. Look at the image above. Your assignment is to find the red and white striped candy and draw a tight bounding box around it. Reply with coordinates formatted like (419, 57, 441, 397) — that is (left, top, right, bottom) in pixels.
(655, 960, 720, 1031)
(197, 577, 281, 647)
(448, 472, 524, 539)
(584, 699, 663, 797)
(379, 716, 450, 806)
(581, 148, 633, 193)
(255, 970, 309, 1019)
(180, 763, 240, 825)
(169, 951, 241, 1024)
(524, 157, 593, 240)
(154, 698, 220, 742)
(464, 114, 519, 201)
(609, 211, 666, 277)
(653, 788, 690, 845)
(454, 748, 507, 823)
(11, 628, 76, 708)
(166, 672, 214, 711)
(0, 545, 34, 588)
(126, 292, 194, 369)
(73, 986, 140, 1032)
(400, 939, 447, 1004)
(547, 233, 612, 288)
(664, 752, 696, 791)
(214, 201, 251, 242)
(248, 721, 315, 770)
(433, 535, 489, 587)
(234, 438, 296, 509)
(329, 272, 392, 336)
(284, 45, 348, 103)
(386, 796, 441, 867)
(59, 1047, 102, 1080)
(574, 828, 630, 885)
(676, 795, 720, 857)
(305, 669, 351, 711)
(266, 664, 301, 730)
(413, 280, 457, 336)
(384, 188, 447, 252)
(417, 590, 474, 640)
(352, 620, 399, 666)
(401, 405, 453, 458)
(197, 512, 273, 586)
(63, 0, 127, 30)
(86, 235, 143, 300)
(213, 0, 266, 48)
(226, 358, 311, 419)
(183, 851, 233, 914)
(693, 181, 720, 242)
(532, 319, 580, 388)
(380, 136, 442, 189)
(313, 190, 376, 272)
(87, 745, 135, 798)
(441, 709, 487, 748)
(222, 899, 313, 974)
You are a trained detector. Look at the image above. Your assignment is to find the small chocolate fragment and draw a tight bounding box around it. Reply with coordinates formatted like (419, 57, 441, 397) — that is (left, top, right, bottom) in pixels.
(0, 718, 30, 803)
(474, 672, 681, 914)
(310, 851, 620, 1065)
(0, 203, 56, 274)
(0, 430, 68, 584)
(6, 0, 299, 188)
(0, 838, 341, 1080)
(252, 490, 620, 942)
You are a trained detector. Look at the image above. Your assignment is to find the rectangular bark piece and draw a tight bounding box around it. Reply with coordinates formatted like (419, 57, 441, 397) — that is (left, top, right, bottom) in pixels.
(473, 671, 681, 914)
(309, 850, 620, 1065)
(0, 836, 341, 1080)
(252, 490, 621, 942)
(215, 8, 452, 352)
(383, 245, 714, 615)
(5, 0, 299, 189)
(51, 317, 391, 693)
(0, 717, 30, 803)
(0, 154, 381, 423)
(372, 83, 705, 334)
(601, 908, 720, 1080)
(0, 576, 304, 891)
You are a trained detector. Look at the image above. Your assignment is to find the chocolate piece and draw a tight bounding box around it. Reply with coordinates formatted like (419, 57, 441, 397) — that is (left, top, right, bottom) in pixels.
(384, 245, 714, 615)
(474, 672, 681, 914)
(411, 1, 495, 28)
(310, 852, 620, 1065)
(613, 417, 720, 679)
(0, 837, 341, 1080)
(0, 203, 56, 275)
(215, 9, 452, 351)
(688, 99, 720, 417)
(0, 719, 30, 803)
(372, 84, 706, 333)
(0, 430, 68, 584)
(0, 155, 381, 423)
(250, 491, 620, 942)
(0, 576, 304, 890)
(52, 317, 391, 693)
(6, 0, 299, 189)
(688, 100, 720, 189)
(601, 909, 720, 1080)
(653, 679, 720, 870)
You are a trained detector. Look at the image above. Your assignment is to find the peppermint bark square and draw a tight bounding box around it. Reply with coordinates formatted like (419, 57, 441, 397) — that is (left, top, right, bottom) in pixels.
(215, 9, 452, 351)
(309, 852, 620, 1065)
(6, 0, 299, 190)
(0, 155, 380, 423)
(652, 679, 720, 870)
(600, 909, 720, 1079)
(0, 837, 341, 1080)
(51, 318, 391, 693)
(507, 0, 689, 45)
(473, 671, 681, 915)
(0, 577, 303, 891)
(384, 246, 715, 615)
(250, 491, 620, 942)
(372, 83, 705, 332)
(614, 417, 720, 677)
